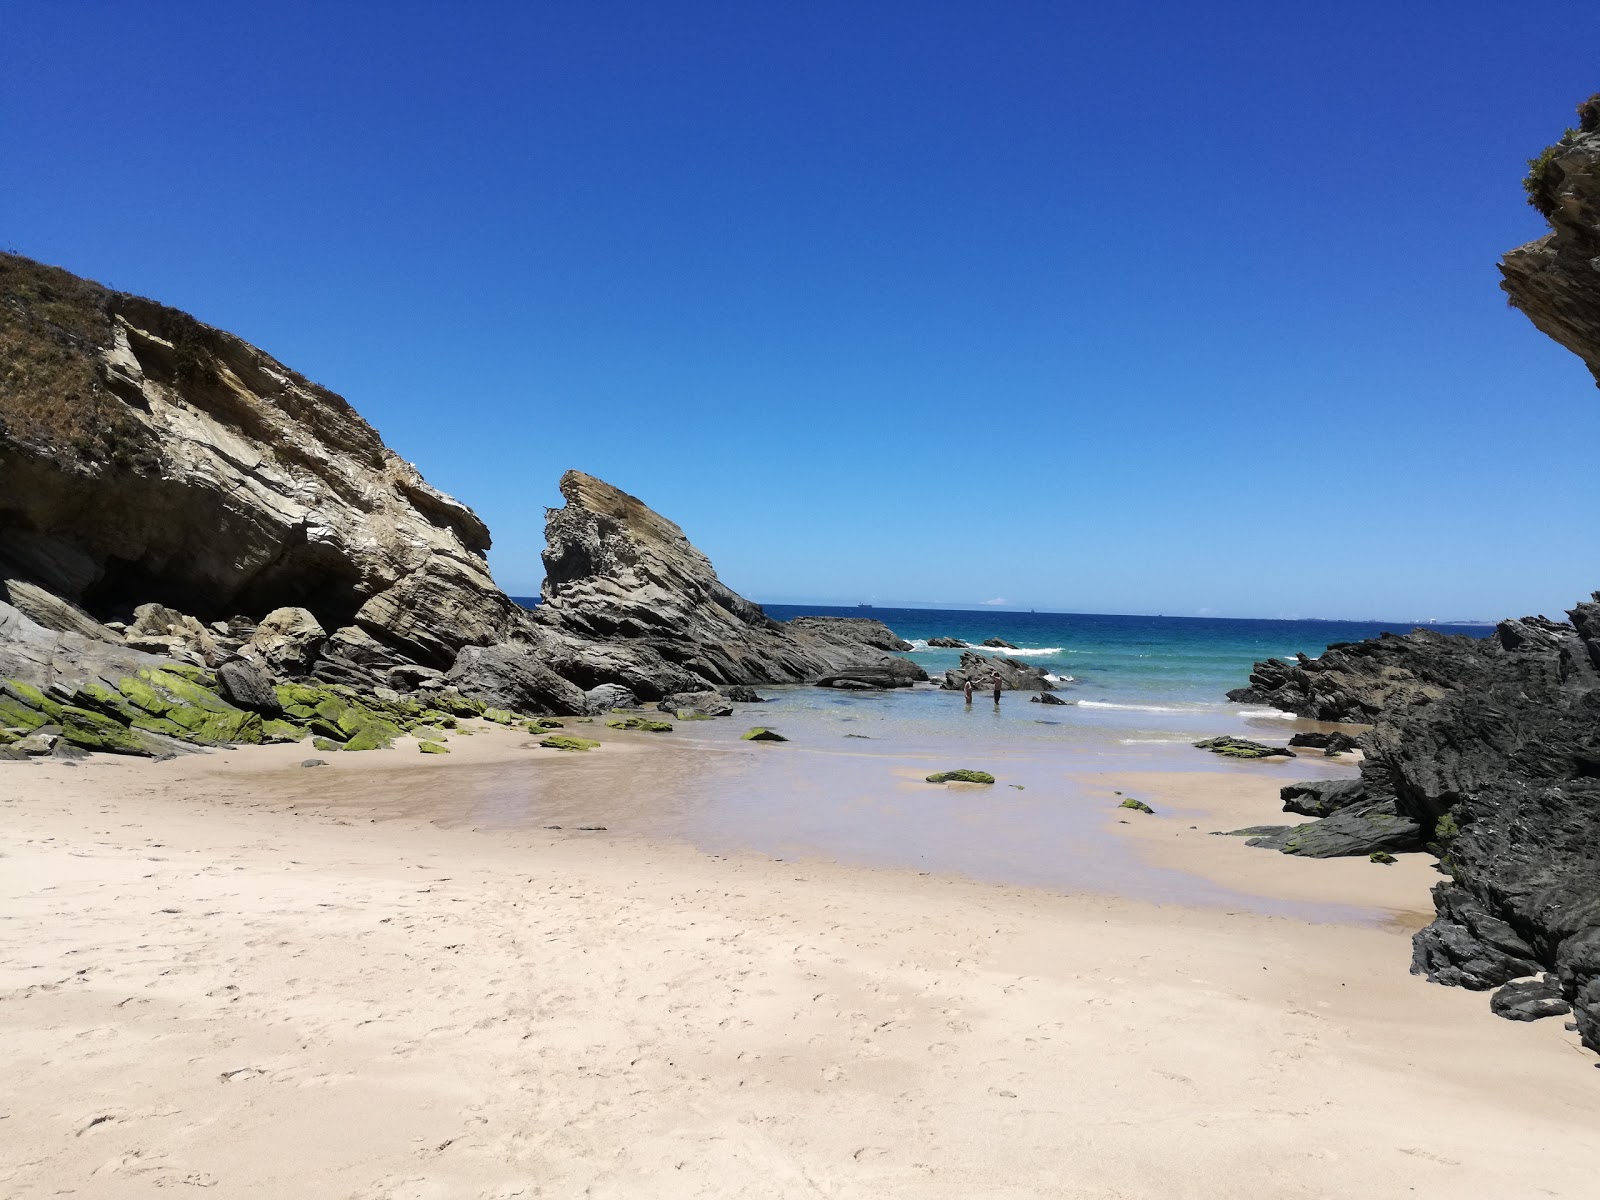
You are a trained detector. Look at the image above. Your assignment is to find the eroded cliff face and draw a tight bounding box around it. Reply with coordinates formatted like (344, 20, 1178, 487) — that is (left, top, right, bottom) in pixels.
(1500, 95, 1600, 385)
(0, 253, 518, 667)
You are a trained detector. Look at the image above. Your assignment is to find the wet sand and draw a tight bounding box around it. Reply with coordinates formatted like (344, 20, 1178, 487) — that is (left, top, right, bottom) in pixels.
(3, 726, 1598, 1197)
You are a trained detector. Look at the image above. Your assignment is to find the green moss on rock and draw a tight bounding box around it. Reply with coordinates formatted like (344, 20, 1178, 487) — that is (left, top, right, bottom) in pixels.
(742, 727, 788, 742)
(606, 717, 673, 732)
(1369, 851, 1398, 865)
(1193, 736, 1293, 760)
(61, 706, 153, 755)
(418, 740, 450, 754)
(261, 719, 307, 743)
(1119, 797, 1155, 814)
(540, 735, 600, 751)
(926, 769, 994, 784)
(312, 736, 345, 752)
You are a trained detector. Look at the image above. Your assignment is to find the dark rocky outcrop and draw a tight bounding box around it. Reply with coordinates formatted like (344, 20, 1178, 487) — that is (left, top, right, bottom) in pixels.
(1243, 799, 1422, 859)
(1490, 977, 1571, 1023)
(1235, 599, 1600, 1047)
(1287, 729, 1362, 755)
(1280, 777, 1368, 818)
(1030, 692, 1072, 705)
(940, 651, 1054, 692)
(1223, 98, 1600, 1054)
(927, 636, 968, 648)
(981, 638, 1018, 649)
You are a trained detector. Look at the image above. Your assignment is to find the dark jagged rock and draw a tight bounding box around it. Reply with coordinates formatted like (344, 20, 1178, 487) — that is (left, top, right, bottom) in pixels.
(1287, 730, 1362, 755)
(720, 685, 766, 703)
(1244, 798, 1422, 859)
(531, 472, 925, 695)
(927, 636, 968, 648)
(981, 638, 1018, 649)
(1242, 596, 1600, 1047)
(940, 651, 1054, 692)
(1491, 977, 1571, 1022)
(215, 659, 282, 715)
(1280, 777, 1368, 818)
(1030, 692, 1072, 705)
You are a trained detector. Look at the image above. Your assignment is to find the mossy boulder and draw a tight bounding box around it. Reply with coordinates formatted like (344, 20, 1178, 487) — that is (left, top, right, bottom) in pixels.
(158, 703, 264, 745)
(540, 735, 600, 751)
(72, 683, 143, 723)
(525, 717, 564, 731)
(606, 717, 673, 732)
(60, 706, 157, 755)
(1119, 798, 1155, 814)
(1193, 736, 1295, 760)
(926, 769, 994, 784)
(481, 707, 520, 725)
(1370, 851, 1398, 865)
(260, 719, 307, 743)
(2, 679, 63, 729)
(312, 736, 345, 752)
(418, 740, 450, 754)
(340, 724, 395, 752)
(742, 727, 788, 742)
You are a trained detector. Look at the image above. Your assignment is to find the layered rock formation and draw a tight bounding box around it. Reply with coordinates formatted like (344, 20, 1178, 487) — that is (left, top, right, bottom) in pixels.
(1, 254, 922, 729)
(526, 471, 926, 696)
(0, 252, 519, 683)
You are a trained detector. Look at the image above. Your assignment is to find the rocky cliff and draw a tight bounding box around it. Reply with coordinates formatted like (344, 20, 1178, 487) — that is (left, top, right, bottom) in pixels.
(1233, 94, 1600, 1055)
(0, 252, 519, 677)
(1, 254, 920, 723)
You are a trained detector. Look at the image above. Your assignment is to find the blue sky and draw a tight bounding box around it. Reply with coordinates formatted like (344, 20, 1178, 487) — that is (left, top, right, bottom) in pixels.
(4, 2, 1598, 621)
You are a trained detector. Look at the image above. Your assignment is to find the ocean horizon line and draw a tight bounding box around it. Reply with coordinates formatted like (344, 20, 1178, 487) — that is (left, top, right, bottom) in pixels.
(506, 594, 1500, 629)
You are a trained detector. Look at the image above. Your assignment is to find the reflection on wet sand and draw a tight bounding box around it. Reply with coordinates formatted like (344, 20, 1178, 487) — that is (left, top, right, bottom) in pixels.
(231, 694, 1380, 925)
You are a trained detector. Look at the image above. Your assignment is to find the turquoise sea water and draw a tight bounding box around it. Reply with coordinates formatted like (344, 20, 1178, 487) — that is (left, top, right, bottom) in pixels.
(768, 604, 1490, 707)
(447, 604, 1494, 908)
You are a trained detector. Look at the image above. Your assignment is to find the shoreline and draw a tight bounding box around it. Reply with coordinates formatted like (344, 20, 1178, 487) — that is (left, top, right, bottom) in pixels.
(4, 731, 1598, 1197)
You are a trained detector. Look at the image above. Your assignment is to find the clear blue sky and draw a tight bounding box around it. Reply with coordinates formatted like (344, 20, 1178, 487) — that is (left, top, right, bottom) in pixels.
(5, 2, 1597, 621)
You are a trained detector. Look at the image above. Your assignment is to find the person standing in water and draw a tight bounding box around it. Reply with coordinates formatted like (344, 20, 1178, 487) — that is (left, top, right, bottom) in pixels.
(991, 674, 1002, 705)
(963, 679, 974, 705)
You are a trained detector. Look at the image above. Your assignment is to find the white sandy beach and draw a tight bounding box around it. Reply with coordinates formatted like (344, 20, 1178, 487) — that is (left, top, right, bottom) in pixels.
(3, 732, 1597, 1198)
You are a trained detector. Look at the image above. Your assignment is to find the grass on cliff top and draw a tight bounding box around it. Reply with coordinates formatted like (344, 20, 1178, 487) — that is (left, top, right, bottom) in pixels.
(0, 253, 144, 467)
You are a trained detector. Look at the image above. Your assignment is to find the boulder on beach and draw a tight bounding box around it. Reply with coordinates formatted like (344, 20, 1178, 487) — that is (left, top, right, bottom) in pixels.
(981, 638, 1018, 649)
(926, 769, 994, 784)
(1193, 735, 1295, 759)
